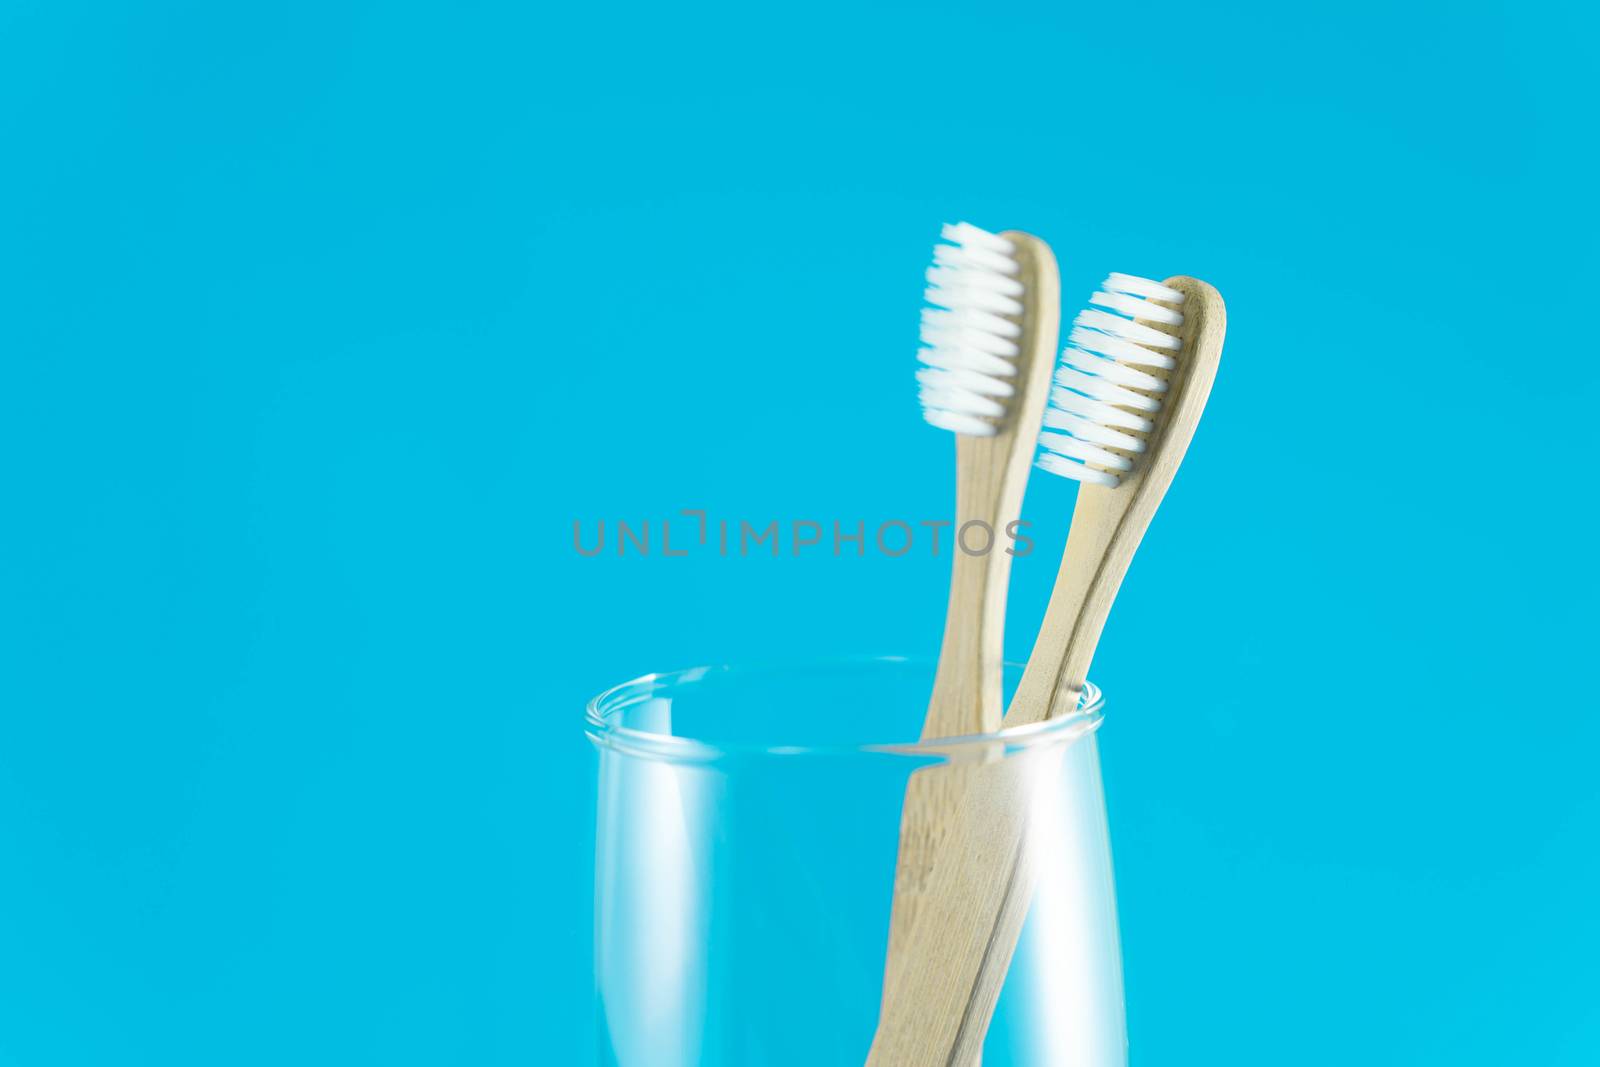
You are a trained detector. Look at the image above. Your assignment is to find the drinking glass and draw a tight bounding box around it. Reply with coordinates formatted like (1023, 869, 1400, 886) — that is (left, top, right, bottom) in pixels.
(587, 657, 1124, 1066)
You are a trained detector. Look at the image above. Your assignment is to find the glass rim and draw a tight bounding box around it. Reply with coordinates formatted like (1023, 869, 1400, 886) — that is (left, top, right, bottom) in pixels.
(584, 654, 1104, 762)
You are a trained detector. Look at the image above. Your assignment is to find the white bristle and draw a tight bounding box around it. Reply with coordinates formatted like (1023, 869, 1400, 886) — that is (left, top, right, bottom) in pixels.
(916, 222, 1024, 437)
(1036, 273, 1184, 487)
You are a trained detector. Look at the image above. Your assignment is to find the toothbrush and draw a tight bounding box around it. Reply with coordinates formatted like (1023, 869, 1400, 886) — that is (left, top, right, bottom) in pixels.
(913, 222, 1059, 737)
(877, 223, 1059, 1015)
(869, 273, 1226, 1065)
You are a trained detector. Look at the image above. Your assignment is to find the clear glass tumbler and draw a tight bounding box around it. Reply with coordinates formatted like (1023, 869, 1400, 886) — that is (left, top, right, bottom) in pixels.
(587, 657, 1125, 1066)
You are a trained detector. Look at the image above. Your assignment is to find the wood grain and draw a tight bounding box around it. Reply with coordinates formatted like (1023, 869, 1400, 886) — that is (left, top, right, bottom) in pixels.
(868, 277, 1227, 1066)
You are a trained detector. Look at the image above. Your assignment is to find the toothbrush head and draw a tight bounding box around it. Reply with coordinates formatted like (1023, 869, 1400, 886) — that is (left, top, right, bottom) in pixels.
(1036, 273, 1187, 487)
(915, 222, 1029, 437)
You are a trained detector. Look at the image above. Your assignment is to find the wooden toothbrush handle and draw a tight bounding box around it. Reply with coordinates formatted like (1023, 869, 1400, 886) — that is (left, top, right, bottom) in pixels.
(868, 752, 1042, 1066)
(877, 488, 1012, 996)
(867, 484, 1133, 1067)
(925, 452, 1015, 739)
(1008, 482, 1133, 726)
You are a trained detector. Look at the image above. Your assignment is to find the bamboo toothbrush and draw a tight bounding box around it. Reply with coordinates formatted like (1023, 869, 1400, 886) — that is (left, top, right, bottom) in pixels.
(912, 222, 1060, 736)
(878, 223, 1059, 1014)
(869, 273, 1226, 1065)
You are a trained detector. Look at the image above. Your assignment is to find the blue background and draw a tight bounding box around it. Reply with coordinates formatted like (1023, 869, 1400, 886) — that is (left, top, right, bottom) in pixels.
(2, 1, 1596, 1063)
